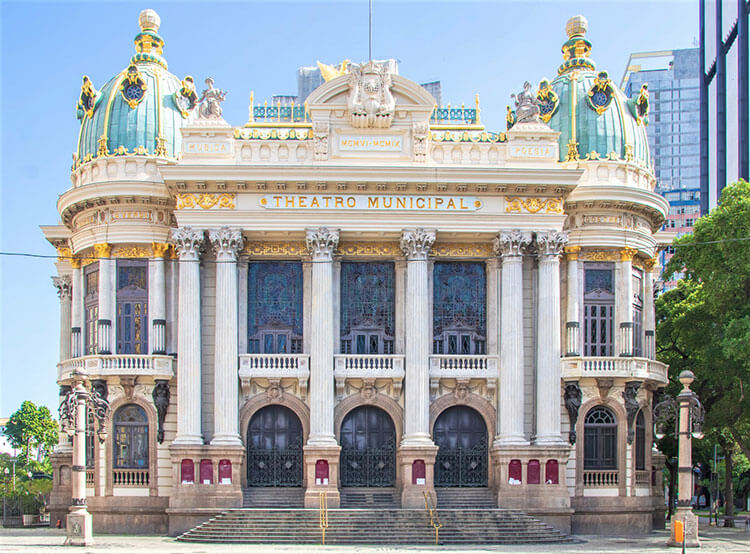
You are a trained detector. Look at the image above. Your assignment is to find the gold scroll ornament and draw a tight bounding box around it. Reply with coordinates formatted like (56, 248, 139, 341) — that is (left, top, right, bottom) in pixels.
(505, 197, 563, 214)
(176, 193, 236, 209)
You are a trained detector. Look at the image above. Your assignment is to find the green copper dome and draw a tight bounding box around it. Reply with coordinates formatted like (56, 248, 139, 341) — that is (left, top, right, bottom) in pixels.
(73, 10, 197, 168)
(539, 16, 651, 167)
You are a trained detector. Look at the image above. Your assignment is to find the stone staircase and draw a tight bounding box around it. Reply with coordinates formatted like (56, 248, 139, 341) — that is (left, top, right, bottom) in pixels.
(242, 487, 304, 508)
(436, 486, 497, 509)
(340, 487, 400, 508)
(177, 508, 574, 545)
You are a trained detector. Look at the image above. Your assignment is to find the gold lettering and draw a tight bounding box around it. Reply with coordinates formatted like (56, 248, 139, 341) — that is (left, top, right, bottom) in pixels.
(396, 198, 406, 209)
(310, 197, 320, 208)
(273, 196, 282, 207)
(383, 197, 392, 208)
(460, 198, 468, 209)
(285, 196, 295, 208)
(409, 198, 414, 209)
(435, 198, 444, 209)
(299, 196, 307, 207)
(368, 197, 379, 208)
(416, 198, 425, 209)
(323, 196, 332, 208)
(447, 198, 456, 209)
(346, 197, 356, 208)
(335, 197, 344, 208)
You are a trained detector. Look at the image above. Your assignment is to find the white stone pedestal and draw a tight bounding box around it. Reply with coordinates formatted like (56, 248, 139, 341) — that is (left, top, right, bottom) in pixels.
(64, 508, 94, 546)
(668, 507, 699, 547)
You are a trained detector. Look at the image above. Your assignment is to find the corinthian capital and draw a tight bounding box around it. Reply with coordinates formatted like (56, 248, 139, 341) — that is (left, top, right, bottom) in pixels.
(52, 275, 72, 300)
(171, 227, 204, 260)
(209, 227, 244, 261)
(535, 231, 569, 257)
(400, 228, 436, 260)
(305, 227, 339, 261)
(493, 229, 531, 258)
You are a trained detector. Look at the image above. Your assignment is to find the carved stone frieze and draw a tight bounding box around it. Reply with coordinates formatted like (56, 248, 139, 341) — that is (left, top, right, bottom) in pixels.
(312, 121, 329, 161)
(431, 242, 494, 258)
(535, 231, 568, 257)
(305, 227, 339, 260)
(242, 241, 307, 257)
(413, 121, 429, 161)
(400, 228, 436, 260)
(338, 242, 401, 257)
(209, 226, 244, 260)
(596, 378, 614, 401)
(493, 229, 531, 258)
(171, 227, 204, 260)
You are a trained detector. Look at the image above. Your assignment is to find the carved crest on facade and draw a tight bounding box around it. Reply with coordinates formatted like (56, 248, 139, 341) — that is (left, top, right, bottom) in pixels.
(347, 62, 395, 128)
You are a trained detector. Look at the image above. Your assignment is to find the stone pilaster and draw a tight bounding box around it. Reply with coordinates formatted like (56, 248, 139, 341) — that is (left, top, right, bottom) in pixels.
(400, 228, 436, 446)
(150, 243, 170, 355)
(643, 257, 657, 359)
(564, 246, 581, 357)
(305, 227, 339, 446)
(93, 243, 114, 355)
(53, 275, 73, 362)
(617, 248, 637, 356)
(494, 230, 530, 445)
(70, 259, 83, 358)
(171, 227, 204, 445)
(209, 227, 244, 446)
(535, 231, 567, 445)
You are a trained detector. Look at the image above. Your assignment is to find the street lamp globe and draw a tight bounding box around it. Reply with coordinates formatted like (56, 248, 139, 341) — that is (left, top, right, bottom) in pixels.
(678, 370, 695, 386)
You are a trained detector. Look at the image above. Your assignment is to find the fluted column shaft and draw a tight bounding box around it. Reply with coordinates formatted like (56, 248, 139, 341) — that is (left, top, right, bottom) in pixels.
(564, 246, 581, 356)
(643, 258, 657, 359)
(494, 230, 530, 445)
(400, 228, 436, 446)
(53, 276, 73, 361)
(71, 263, 83, 358)
(94, 243, 114, 355)
(535, 231, 567, 445)
(150, 243, 169, 355)
(617, 248, 636, 356)
(172, 227, 204, 445)
(210, 228, 244, 445)
(306, 227, 339, 446)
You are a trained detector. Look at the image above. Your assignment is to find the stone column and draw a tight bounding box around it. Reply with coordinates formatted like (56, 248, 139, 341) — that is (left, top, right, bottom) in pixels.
(93, 243, 114, 355)
(171, 227, 204, 445)
(564, 246, 581, 357)
(535, 231, 568, 445)
(493, 230, 530, 446)
(70, 259, 83, 358)
(209, 227, 244, 446)
(617, 248, 637, 356)
(65, 378, 93, 546)
(643, 257, 657, 359)
(150, 243, 170, 355)
(303, 227, 341, 508)
(400, 228, 436, 446)
(53, 275, 73, 362)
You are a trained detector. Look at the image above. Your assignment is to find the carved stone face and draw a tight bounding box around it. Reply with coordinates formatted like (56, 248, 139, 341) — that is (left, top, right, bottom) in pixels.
(362, 75, 381, 96)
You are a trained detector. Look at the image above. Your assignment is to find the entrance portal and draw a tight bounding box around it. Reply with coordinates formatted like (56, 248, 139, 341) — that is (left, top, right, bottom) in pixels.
(246, 405, 302, 486)
(340, 406, 396, 487)
(434, 406, 488, 487)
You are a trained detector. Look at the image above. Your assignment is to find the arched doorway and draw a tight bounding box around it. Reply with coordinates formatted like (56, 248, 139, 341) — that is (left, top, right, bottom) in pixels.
(434, 406, 488, 487)
(246, 405, 303, 487)
(340, 406, 396, 487)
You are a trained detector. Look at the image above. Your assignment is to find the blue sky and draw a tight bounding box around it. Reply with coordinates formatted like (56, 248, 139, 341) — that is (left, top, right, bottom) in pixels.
(0, 0, 698, 417)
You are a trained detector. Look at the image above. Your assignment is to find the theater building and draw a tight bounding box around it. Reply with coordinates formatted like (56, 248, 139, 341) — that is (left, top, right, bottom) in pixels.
(43, 10, 671, 536)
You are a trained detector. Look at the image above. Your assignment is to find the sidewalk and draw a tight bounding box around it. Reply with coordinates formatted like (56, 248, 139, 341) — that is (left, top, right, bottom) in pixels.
(0, 527, 748, 553)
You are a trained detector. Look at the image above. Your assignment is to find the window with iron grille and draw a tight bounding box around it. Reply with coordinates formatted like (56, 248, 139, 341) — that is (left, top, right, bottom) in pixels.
(247, 262, 303, 354)
(84, 264, 99, 355)
(432, 262, 486, 355)
(116, 261, 148, 354)
(583, 263, 614, 356)
(113, 404, 148, 469)
(340, 262, 395, 354)
(583, 406, 618, 470)
(632, 267, 644, 357)
(635, 410, 646, 471)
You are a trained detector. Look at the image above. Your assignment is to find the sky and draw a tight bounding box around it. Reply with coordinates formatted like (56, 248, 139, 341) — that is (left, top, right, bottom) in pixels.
(0, 0, 698, 417)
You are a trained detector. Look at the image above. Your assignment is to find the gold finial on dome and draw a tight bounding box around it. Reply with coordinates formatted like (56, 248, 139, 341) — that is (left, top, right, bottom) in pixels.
(565, 15, 588, 39)
(139, 9, 160, 32)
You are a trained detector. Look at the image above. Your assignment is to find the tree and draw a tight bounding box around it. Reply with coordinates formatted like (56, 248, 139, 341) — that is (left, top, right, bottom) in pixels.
(658, 180, 750, 526)
(3, 401, 58, 466)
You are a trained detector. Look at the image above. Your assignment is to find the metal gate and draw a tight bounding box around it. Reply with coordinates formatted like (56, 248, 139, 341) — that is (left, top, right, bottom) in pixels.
(434, 406, 488, 487)
(246, 405, 303, 487)
(2, 496, 23, 527)
(340, 406, 396, 487)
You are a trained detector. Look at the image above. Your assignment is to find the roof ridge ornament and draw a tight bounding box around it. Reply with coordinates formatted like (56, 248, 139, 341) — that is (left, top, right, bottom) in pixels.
(558, 15, 596, 75)
(347, 61, 395, 128)
(132, 9, 168, 69)
(197, 77, 227, 120)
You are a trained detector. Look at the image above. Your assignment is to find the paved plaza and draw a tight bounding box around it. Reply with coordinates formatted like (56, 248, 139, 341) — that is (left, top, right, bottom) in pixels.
(0, 526, 748, 553)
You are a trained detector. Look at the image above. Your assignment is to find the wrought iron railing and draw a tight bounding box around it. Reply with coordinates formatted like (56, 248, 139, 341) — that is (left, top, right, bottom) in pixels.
(246, 445, 303, 487)
(582, 469, 618, 487)
(340, 440, 396, 487)
(435, 439, 488, 487)
(423, 491, 442, 545)
(112, 468, 149, 487)
(431, 105, 479, 125)
(252, 103, 309, 123)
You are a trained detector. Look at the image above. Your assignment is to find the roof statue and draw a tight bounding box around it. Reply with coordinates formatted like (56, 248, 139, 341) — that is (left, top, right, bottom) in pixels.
(347, 61, 395, 128)
(317, 59, 351, 82)
(198, 77, 227, 119)
(511, 81, 541, 124)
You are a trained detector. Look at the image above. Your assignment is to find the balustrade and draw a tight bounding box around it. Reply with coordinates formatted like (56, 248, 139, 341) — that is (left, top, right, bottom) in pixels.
(582, 470, 619, 487)
(635, 470, 651, 487)
(428, 355, 497, 378)
(85, 470, 94, 486)
(112, 468, 149, 487)
(333, 354, 404, 375)
(57, 354, 175, 380)
(561, 356, 667, 384)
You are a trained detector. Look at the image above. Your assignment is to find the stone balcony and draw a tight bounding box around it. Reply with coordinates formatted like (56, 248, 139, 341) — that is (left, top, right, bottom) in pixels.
(560, 356, 668, 385)
(57, 354, 175, 382)
(429, 355, 498, 397)
(333, 354, 405, 399)
(239, 353, 310, 398)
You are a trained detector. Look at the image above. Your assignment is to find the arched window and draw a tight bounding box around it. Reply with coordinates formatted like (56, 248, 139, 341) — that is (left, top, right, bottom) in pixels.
(583, 406, 617, 470)
(340, 262, 395, 354)
(113, 404, 149, 469)
(117, 261, 148, 354)
(635, 410, 646, 471)
(248, 262, 303, 354)
(433, 262, 486, 355)
(583, 263, 614, 356)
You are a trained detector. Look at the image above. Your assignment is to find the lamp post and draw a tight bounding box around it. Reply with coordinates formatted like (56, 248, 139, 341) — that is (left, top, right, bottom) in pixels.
(58, 372, 109, 546)
(654, 370, 704, 548)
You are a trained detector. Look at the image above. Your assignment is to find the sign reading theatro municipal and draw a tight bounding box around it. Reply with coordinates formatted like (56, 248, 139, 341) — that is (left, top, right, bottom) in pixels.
(42, 9, 671, 538)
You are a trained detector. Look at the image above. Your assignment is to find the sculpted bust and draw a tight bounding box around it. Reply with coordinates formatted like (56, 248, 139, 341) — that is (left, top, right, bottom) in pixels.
(347, 62, 395, 128)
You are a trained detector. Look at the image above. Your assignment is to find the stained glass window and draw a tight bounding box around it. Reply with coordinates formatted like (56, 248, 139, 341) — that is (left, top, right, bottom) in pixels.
(340, 262, 395, 354)
(248, 262, 303, 354)
(84, 265, 99, 355)
(117, 261, 148, 354)
(432, 262, 486, 354)
(584, 263, 614, 357)
(113, 404, 148, 469)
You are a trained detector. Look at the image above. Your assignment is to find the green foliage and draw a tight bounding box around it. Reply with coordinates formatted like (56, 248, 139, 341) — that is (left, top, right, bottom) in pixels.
(3, 401, 59, 466)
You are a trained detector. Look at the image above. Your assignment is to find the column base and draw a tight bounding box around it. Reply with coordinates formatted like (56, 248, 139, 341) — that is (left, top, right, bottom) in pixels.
(400, 433, 435, 448)
(172, 434, 204, 446)
(303, 444, 341, 508)
(534, 435, 566, 446)
(209, 434, 243, 447)
(668, 508, 699, 547)
(65, 507, 94, 546)
(397, 444, 439, 509)
(493, 435, 529, 448)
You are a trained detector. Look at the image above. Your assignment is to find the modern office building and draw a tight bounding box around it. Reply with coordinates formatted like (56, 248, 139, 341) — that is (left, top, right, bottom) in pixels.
(43, 11, 671, 540)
